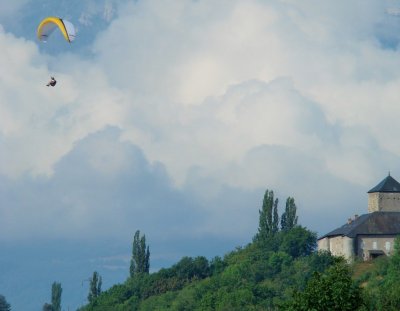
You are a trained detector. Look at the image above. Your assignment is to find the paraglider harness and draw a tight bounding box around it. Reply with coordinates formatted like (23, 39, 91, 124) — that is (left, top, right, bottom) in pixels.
(47, 77, 57, 87)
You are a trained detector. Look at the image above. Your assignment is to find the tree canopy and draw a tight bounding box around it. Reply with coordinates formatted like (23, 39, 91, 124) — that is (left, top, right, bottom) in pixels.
(285, 262, 365, 311)
(51, 282, 62, 311)
(0, 295, 11, 311)
(88, 271, 102, 304)
(77, 190, 346, 311)
(130, 230, 150, 278)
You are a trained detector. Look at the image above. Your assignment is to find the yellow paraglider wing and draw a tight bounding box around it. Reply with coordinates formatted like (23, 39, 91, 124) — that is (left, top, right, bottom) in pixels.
(37, 17, 76, 43)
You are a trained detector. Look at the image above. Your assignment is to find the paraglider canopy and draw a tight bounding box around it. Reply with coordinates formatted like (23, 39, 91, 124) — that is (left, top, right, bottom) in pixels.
(37, 17, 76, 43)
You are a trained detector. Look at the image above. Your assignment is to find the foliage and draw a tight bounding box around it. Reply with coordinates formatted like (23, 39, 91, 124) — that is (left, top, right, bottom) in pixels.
(78, 190, 364, 311)
(0, 295, 11, 311)
(130, 230, 150, 278)
(281, 197, 298, 231)
(255, 190, 279, 241)
(79, 228, 336, 311)
(209, 256, 227, 275)
(42, 303, 53, 311)
(51, 282, 62, 311)
(284, 262, 365, 311)
(277, 226, 317, 258)
(88, 271, 102, 303)
(273, 194, 279, 235)
(355, 236, 400, 310)
(255, 191, 303, 245)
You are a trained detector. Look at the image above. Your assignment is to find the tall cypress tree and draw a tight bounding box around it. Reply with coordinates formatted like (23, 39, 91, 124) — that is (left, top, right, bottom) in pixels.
(88, 271, 102, 303)
(272, 198, 279, 234)
(281, 197, 298, 231)
(256, 190, 279, 241)
(130, 230, 150, 278)
(51, 282, 62, 311)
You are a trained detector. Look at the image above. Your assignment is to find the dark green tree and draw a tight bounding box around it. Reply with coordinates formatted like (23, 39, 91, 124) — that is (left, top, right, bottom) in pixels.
(285, 263, 364, 311)
(281, 197, 298, 231)
(51, 282, 62, 311)
(255, 190, 279, 241)
(42, 303, 53, 311)
(369, 237, 400, 310)
(210, 256, 226, 275)
(278, 226, 316, 258)
(0, 295, 11, 311)
(192, 256, 210, 279)
(130, 230, 150, 278)
(272, 197, 279, 234)
(88, 271, 102, 303)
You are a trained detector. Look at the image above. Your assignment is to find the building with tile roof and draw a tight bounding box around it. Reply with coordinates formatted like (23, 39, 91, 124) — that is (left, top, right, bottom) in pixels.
(318, 174, 400, 261)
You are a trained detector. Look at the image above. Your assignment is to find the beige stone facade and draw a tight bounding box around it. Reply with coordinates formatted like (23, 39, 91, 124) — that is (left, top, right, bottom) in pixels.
(318, 236, 354, 261)
(318, 235, 396, 261)
(357, 235, 395, 260)
(368, 192, 400, 213)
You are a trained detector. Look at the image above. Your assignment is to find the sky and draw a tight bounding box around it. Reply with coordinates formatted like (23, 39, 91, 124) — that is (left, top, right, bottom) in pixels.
(2, 0, 400, 309)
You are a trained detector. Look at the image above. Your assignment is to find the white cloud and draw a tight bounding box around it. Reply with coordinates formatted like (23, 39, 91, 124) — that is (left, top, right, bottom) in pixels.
(0, 26, 128, 178)
(2, 0, 400, 242)
(87, 0, 400, 187)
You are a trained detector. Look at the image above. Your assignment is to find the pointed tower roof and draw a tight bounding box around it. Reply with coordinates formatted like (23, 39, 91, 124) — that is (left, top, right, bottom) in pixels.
(368, 174, 400, 193)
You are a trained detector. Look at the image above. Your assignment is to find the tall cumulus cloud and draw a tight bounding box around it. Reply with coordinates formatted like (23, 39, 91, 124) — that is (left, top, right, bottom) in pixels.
(2, 0, 400, 242)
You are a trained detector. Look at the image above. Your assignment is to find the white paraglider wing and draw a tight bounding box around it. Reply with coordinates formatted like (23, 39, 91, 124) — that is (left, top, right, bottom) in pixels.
(37, 17, 76, 43)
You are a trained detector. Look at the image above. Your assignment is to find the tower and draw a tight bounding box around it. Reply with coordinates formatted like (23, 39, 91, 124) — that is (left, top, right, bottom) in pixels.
(368, 174, 400, 213)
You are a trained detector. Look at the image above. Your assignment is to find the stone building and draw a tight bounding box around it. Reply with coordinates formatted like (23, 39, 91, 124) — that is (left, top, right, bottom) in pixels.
(318, 174, 400, 261)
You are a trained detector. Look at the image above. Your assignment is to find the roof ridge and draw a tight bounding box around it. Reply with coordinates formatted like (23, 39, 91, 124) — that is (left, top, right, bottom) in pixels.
(318, 212, 400, 239)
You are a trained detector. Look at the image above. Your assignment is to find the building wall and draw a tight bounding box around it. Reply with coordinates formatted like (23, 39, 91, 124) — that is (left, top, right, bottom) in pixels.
(368, 192, 400, 212)
(319, 235, 397, 261)
(357, 235, 395, 260)
(318, 237, 330, 252)
(317, 236, 354, 261)
(368, 193, 379, 212)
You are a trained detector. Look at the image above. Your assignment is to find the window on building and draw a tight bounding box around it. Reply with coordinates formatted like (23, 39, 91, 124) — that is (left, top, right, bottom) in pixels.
(386, 241, 391, 251)
(373, 241, 377, 250)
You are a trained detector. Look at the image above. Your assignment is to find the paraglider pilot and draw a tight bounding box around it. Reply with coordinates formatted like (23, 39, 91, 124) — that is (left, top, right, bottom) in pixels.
(46, 77, 57, 87)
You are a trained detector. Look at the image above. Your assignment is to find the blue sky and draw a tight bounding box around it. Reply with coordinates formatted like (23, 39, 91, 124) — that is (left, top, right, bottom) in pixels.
(2, 0, 400, 309)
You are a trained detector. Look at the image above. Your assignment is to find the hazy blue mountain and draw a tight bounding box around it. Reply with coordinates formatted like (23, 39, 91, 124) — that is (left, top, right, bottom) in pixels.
(0, 237, 240, 311)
